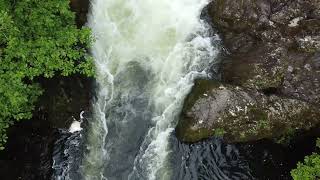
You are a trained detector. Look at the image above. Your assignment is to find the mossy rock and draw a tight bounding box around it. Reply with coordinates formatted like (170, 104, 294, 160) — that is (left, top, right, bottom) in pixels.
(222, 44, 287, 90)
(176, 79, 320, 143)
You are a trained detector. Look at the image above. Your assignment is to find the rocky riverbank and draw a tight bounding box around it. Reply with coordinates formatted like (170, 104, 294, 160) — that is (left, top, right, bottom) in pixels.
(0, 0, 319, 179)
(0, 76, 92, 180)
(177, 0, 320, 142)
(0, 0, 92, 179)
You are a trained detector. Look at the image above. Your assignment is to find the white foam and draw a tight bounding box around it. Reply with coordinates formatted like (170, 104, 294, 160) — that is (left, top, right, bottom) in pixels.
(69, 120, 82, 133)
(82, 0, 220, 179)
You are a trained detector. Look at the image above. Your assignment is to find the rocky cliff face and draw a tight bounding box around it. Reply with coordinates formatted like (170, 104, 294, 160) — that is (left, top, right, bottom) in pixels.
(177, 0, 320, 142)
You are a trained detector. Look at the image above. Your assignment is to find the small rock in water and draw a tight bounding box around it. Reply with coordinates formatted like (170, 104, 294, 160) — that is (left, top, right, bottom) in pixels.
(80, 111, 85, 119)
(69, 120, 82, 133)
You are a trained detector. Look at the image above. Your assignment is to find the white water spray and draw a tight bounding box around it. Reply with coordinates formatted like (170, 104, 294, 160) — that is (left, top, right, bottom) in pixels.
(82, 0, 220, 179)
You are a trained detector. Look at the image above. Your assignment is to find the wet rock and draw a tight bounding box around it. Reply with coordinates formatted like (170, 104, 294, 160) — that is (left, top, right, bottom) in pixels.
(213, 0, 320, 104)
(222, 46, 320, 105)
(0, 76, 92, 180)
(208, 0, 320, 53)
(282, 52, 320, 105)
(222, 44, 287, 91)
(176, 79, 320, 142)
(70, 0, 89, 27)
(37, 75, 93, 129)
(0, 119, 55, 180)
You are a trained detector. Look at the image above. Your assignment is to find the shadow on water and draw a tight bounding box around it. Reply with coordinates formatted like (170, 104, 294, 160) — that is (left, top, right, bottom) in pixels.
(237, 135, 318, 180)
(167, 133, 318, 180)
(169, 136, 254, 180)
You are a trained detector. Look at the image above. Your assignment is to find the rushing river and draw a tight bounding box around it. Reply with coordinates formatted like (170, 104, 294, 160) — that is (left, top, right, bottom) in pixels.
(80, 0, 252, 179)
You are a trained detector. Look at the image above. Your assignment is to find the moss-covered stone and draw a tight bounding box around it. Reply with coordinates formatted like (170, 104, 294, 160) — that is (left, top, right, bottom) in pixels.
(178, 0, 320, 144)
(222, 45, 287, 91)
(176, 79, 320, 143)
(208, 0, 320, 105)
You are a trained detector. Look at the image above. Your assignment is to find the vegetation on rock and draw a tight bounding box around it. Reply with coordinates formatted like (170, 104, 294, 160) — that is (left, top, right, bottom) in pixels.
(177, 0, 320, 144)
(177, 79, 320, 143)
(291, 139, 320, 180)
(0, 0, 94, 150)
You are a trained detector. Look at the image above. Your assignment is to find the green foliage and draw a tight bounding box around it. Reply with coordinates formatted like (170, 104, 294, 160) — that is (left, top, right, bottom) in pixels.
(0, 0, 9, 11)
(0, 0, 94, 149)
(214, 128, 226, 137)
(291, 138, 320, 180)
(275, 128, 296, 145)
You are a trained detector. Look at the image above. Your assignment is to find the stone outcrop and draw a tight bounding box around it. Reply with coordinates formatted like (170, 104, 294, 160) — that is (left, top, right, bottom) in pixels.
(177, 0, 320, 142)
(176, 79, 320, 142)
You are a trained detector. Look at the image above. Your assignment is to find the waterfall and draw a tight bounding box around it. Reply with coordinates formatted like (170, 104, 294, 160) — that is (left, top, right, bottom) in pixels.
(81, 0, 220, 179)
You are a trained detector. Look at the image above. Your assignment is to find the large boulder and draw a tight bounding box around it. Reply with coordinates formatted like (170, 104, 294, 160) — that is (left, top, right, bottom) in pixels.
(211, 0, 320, 103)
(176, 0, 320, 142)
(208, 0, 320, 53)
(222, 45, 320, 105)
(176, 80, 320, 142)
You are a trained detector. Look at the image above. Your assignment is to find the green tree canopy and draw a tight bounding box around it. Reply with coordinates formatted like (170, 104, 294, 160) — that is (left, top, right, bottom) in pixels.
(0, 0, 94, 149)
(291, 139, 320, 180)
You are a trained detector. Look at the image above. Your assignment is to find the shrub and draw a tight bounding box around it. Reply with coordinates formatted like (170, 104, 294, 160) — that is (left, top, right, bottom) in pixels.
(0, 0, 94, 150)
(291, 139, 320, 180)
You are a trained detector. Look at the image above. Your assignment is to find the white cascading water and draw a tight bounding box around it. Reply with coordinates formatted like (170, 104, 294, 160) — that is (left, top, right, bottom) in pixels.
(82, 0, 220, 179)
